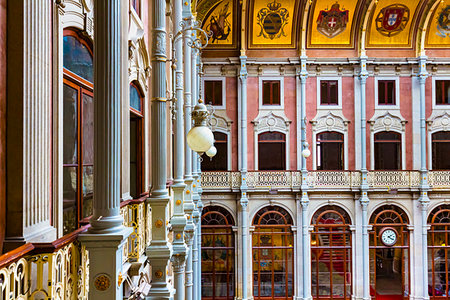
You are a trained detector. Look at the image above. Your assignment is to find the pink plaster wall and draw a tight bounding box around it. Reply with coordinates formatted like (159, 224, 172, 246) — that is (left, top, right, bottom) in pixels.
(247, 77, 259, 170)
(366, 77, 375, 170)
(305, 77, 317, 170)
(425, 77, 433, 169)
(226, 77, 238, 170)
(342, 77, 355, 170)
(284, 77, 297, 170)
(400, 77, 413, 170)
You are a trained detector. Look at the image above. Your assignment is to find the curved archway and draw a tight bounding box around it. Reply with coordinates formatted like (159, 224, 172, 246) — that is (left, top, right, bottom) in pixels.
(252, 205, 294, 299)
(201, 206, 235, 299)
(311, 205, 352, 299)
(427, 204, 450, 299)
(369, 205, 410, 299)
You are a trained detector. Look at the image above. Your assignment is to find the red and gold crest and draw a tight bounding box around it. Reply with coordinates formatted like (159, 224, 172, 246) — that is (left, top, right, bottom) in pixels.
(375, 4, 410, 37)
(316, 3, 349, 38)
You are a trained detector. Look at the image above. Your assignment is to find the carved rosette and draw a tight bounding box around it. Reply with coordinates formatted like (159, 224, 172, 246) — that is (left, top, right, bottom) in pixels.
(427, 112, 450, 132)
(369, 112, 406, 133)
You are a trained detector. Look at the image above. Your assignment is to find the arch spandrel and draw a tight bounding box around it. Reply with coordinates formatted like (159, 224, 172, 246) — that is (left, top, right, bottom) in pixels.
(365, 0, 425, 49)
(424, 0, 450, 49)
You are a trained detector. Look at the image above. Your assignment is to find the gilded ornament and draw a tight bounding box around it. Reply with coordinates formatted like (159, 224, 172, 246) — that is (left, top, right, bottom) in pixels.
(155, 219, 163, 228)
(176, 233, 182, 239)
(155, 270, 163, 278)
(437, 5, 450, 38)
(205, 1, 231, 43)
(256, 0, 289, 40)
(176, 200, 182, 205)
(94, 274, 111, 291)
(118, 272, 123, 287)
(375, 4, 410, 37)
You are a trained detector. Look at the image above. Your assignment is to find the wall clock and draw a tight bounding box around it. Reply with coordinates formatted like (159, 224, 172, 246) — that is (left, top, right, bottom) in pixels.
(379, 227, 398, 246)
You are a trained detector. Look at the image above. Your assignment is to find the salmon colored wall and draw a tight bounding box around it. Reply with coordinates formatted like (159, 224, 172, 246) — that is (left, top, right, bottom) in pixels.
(0, 0, 5, 254)
(226, 77, 238, 170)
(247, 77, 259, 170)
(284, 77, 297, 170)
(400, 77, 413, 170)
(305, 77, 317, 170)
(425, 77, 433, 169)
(342, 77, 355, 170)
(366, 77, 375, 170)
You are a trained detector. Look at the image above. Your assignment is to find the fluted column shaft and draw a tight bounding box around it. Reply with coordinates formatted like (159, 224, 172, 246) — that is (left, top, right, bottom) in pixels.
(146, 0, 172, 298)
(91, 0, 123, 233)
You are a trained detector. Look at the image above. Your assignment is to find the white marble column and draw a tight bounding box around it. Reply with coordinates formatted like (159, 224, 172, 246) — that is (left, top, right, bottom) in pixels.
(169, 0, 188, 299)
(5, 0, 56, 250)
(78, 0, 132, 299)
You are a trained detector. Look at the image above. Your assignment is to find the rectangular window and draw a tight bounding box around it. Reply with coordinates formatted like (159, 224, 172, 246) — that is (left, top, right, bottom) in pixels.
(262, 80, 281, 105)
(205, 80, 223, 106)
(201, 132, 227, 171)
(378, 80, 396, 105)
(436, 80, 450, 105)
(320, 80, 338, 105)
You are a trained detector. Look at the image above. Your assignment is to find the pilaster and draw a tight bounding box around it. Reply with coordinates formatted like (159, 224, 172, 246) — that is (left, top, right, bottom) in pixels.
(5, 0, 56, 250)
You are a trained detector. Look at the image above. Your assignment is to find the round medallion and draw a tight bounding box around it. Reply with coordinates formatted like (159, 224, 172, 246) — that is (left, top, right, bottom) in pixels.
(383, 117, 392, 126)
(442, 117, 449, 126)
(326, 117, 335, 127)
(94, 274, 111, 291)
(379, 227, 398, 246)
(267, 117, 276, 127)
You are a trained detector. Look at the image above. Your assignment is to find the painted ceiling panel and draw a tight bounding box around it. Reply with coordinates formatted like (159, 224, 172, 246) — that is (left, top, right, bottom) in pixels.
(249, 0, 298, 48)
(425, 1, 450, 48)
(308, 0, 360, 48)
(198, 0, 236, 48)
(366, 0, 422, 48)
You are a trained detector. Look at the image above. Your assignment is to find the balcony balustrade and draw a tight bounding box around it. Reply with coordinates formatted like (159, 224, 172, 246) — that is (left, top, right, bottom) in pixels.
(201, 170, 450, 192)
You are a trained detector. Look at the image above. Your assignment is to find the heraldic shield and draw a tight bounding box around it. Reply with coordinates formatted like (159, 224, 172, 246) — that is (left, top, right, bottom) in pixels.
(375, 4, 410, 37)
(316, 3, 349, 38)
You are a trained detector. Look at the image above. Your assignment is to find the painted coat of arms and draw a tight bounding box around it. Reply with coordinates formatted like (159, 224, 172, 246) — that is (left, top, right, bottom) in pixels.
(205, 1, 232, 43)
(316, 3, 349, 38)
(257, 0, 289, 40)
(437, 5, 450, 38)
(375, 4, 410, 37)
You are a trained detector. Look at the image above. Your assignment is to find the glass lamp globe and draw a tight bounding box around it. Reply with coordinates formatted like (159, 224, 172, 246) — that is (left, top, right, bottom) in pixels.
(206, 146, 217, 158)
(302, 148, 311, 158)
(187, 126, 214, 153)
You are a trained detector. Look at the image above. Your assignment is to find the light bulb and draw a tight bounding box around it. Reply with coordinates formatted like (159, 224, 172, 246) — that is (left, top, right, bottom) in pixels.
(187, 126, 214, 153)
(302, 148, 311, 158)
(206, 146, 217, 158)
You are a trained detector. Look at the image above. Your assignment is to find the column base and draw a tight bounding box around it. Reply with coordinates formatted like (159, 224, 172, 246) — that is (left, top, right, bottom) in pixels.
(79, 225, 132, 300)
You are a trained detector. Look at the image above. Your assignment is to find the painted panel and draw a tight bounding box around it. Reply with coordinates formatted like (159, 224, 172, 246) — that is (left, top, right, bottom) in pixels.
(425, 1, 450, 48)
(308, 0, 359, 48)
(249, 0, 298, 48)
(198, 0, 236, 48)
(366, 0, 422, 48)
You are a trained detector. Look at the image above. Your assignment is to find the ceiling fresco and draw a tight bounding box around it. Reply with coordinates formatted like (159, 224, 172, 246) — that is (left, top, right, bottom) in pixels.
(249, 0, 299, 48)
(198, 0, 236, 48)
(425, 0, 450, 48)
(308, 0, 361, 48)
(365, 0, 423, 48)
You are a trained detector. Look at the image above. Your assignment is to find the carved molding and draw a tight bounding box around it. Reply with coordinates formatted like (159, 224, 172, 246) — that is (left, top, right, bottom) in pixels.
(252, 111, 291, 134)
(369, 111, 406, 133)
(427, 112, 450, 132)
(208, 112, 233, 133)
(310, 111, 350, 133)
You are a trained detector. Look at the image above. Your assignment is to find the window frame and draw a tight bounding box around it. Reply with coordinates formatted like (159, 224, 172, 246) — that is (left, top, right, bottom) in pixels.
(375, 77, 400, 109)
(433, 78, 450, 108)
(373, 131, 402, 170)
(315, 131, 345, 170)
(258, 76, 284, 109)
(202, 77, 226, 109)
(317, 77, 342, 109)
(256, 131, 287, 171)
(62, 29, 94, 234)
(201, 131, 228, 171)
(431, 131, 450, 170)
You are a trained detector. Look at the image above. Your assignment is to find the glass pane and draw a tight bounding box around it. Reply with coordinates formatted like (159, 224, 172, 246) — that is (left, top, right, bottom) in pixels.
(63, 166, 77, 234)
(130, 118, 138, 198)
(63, 35, 93, 82)
(213, 81, 223, 106)
(63, 84, 78, 165)
(82, 166, 93, 219)
(263, 81, 271, 105)
(82, 93, 94, 164)
(130, 84, 142, 112)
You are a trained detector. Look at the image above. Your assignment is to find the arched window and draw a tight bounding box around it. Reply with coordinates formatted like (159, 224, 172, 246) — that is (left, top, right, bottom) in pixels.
(311, 206, 352, 299)
(427, 204, 450, 299)
(258, 132, 286, 170)
(374, 132, 401, 170)
(432, 132, 450, 170)
(252, 206, 294, 299)
(317, 132, 344, 170)
(202, 132, 227, 171)
(130, 82, 144, 198)
(369, 205, 410, 298)
(62, 29, 94, 234)
(201, 206, 235, 300)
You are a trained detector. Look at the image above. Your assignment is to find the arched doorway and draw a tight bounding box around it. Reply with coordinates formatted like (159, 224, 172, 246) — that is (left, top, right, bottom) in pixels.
(252, 206, 294, 299)
(369, 205, 410, 300)
(428, 204, 450, 299)
(311, 206, 352, 299)
(201, 206, 235, 299)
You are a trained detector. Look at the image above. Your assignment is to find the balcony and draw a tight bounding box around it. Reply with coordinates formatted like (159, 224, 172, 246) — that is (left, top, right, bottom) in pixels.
(201, 170, 450, 192)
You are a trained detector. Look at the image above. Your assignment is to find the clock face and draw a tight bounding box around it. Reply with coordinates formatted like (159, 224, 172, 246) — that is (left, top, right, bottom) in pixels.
(380, 228, 397, 246)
